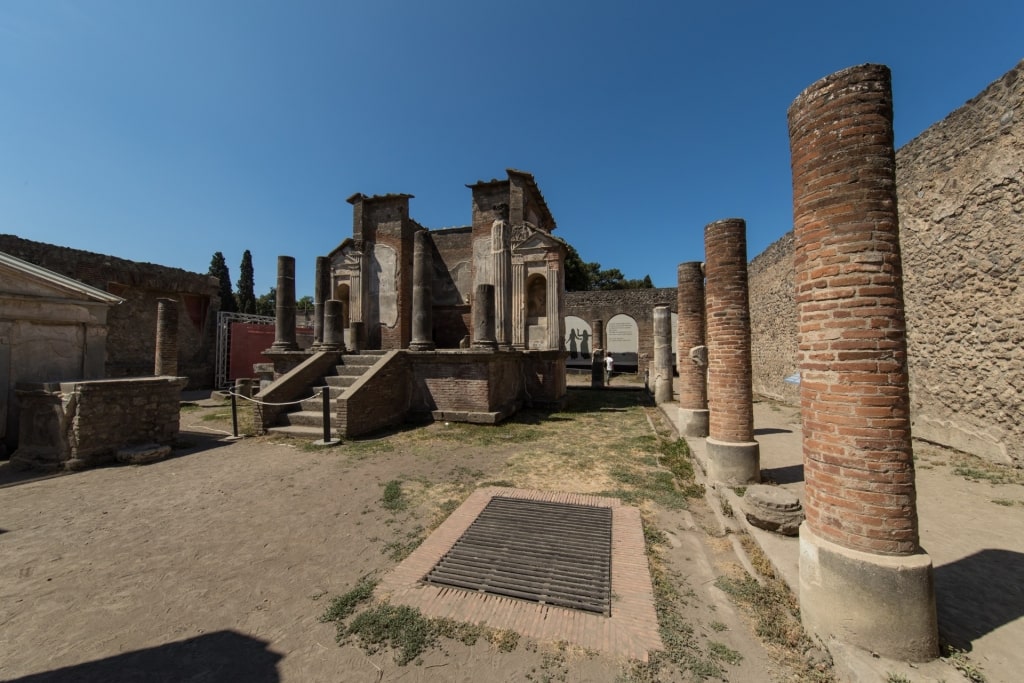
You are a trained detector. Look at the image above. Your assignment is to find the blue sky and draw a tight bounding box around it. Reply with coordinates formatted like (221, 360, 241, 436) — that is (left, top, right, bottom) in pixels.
(2, 1, 1021, 298)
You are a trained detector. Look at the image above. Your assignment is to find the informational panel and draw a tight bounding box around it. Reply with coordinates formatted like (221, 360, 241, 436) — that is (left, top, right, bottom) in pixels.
(606, 314, 639, 371)
(563, 316, 593, 368)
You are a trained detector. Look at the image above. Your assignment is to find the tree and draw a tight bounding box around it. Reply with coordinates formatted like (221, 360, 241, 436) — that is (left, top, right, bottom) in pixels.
(236, 250, 257, 314)
(563, 244, 655, 291)
(255, 287, 276, 317)
(208, 252, 236, 313)
(564, 244, 593, 291)
(297, 295, 314, 324)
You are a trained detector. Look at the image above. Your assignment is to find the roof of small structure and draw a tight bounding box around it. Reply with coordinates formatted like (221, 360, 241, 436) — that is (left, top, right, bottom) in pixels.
(0, 251, 124, 304)
(346, 192, 415, 205)
(467, 169, 556, 230)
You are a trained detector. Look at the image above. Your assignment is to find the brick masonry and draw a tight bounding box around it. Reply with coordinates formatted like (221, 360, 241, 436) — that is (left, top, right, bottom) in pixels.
(0, 234, 219, 388)
(704, 219, 755, 444)
(750, 59, 1023, 467)
(789, 63, 920, 556)
(676, 262, 707, 410)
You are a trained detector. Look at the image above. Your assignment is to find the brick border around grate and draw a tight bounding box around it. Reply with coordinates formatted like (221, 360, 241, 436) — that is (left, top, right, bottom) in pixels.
(376, 487, 663, 662)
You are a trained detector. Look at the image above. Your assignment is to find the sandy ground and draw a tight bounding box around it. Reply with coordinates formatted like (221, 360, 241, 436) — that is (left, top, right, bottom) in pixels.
(1, 386, 791, 683)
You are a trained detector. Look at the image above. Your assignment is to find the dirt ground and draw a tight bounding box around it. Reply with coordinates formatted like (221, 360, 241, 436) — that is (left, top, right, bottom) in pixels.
(0, 383, 817, 683)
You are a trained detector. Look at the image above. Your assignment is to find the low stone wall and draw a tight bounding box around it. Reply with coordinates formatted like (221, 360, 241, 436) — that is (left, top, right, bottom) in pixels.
(336, 351, 412, 438)
(247, 351, 342, 433)
(11, 376, 187, 471)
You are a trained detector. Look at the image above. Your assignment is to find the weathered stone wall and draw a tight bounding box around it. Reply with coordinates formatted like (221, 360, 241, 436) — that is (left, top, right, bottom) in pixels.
(748, 59, 1023, 466)
(565, 288, 677, 376)
(429, 227, 472, 348)
(749, 232, 799, 404)
(0, 235, 219, 388)
(11, 377, 186, 471)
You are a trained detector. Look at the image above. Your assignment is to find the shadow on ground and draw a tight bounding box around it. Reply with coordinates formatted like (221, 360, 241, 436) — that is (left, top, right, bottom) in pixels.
(935, 548, 1024, 651)
(761, 463, 805, 484)
(7, 630, 282, 683)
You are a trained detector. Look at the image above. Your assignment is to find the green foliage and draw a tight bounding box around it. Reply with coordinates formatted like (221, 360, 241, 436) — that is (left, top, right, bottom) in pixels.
(236, 250, 257, 314)
(255, 286, 276, 317)
(563, 243, 653, 291)
(208, 251, 237, 313)
(319, 575, 378, 626)
(381, 480, 407, 511)
(347, 603, 437, 665)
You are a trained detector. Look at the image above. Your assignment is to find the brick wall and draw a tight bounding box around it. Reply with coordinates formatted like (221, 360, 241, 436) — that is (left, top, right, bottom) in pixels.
(748, 59, 1023, 466)
(0, 234, 219, 388)
(564, 288, 677, 376)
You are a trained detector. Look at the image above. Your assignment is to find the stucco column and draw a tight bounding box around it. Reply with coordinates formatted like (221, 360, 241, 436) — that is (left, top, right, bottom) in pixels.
(313, 256, 329, 350)
(704, 218, 759, 484)
(545, 256, 562, 351)
(154, 298, 178, 376)
(677, 261, 709, 436)
(591, 319, 604, 388)
(653, 305, 673, 404)
(512, 260, 526, 348)
(472, 284, 498, 351)
(492, 219, 513, 349)
(271, 255, 298, 352)
(410, 231, 435, 351)
(790, 63, 938, 661)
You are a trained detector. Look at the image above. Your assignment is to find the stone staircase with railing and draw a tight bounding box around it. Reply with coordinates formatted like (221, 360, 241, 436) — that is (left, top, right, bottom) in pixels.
(266, 350, 387, 438)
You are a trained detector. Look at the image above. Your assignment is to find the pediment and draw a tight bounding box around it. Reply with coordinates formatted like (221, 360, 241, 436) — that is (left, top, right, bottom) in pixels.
(0, 252, 123, 304)
(513, 230, 563, 253)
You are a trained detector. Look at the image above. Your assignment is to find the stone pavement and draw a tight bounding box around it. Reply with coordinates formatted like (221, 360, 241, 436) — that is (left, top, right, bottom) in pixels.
(669, 397, 1024, 683)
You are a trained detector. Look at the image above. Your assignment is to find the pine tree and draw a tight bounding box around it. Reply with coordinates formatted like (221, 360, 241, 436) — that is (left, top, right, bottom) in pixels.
(236, 250, 257, 314)
(208, 252, 237, 313)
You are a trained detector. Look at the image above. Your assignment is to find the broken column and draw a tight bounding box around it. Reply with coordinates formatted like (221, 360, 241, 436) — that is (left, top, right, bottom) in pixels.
(789, 63, 938, 660)
(704, 218, 759, 484)
(313, 256, 329, 350)
(652, 305, 673, 404)
(321, 299, 345, 352)
(472, 284, 498, 351)
(270, 255, 298, 352)
(591, 319, 605, 388)
(409, 230, 435, 351)
(154, 298, 178, 376)
(492, 217, 513, 349)
(676, 261, 709, 436)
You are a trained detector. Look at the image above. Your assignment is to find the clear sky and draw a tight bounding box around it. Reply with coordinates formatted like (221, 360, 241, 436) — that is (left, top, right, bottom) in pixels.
(2, 1, 1021, 298)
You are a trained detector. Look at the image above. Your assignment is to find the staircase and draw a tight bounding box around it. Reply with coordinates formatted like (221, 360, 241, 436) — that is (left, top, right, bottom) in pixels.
(266, 351, 387, 439)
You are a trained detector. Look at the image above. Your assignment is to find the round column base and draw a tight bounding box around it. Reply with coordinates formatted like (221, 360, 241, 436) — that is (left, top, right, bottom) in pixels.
(677, 408, 709, 437)
(706, 436, 760, 484)
(799, 524, 938, 661)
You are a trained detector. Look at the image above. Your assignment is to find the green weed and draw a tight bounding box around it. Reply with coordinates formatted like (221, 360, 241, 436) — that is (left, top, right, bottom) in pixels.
(381, 480, 406, 511)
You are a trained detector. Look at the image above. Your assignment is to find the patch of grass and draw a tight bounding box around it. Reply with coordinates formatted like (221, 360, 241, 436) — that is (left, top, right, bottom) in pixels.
(347, 603, 436, 665)
(947, 453, 1023, 486)
(180, 403, 202, 412)
(991, 498, 1022, 507)
(709, 621, 728, 632)
(381, 480, 407, 511)
(319, 575, 378, 627)
(382, 525, 424, 561)
(885, 673, 912, 683)
(200, 411, 232, 422)
(942, 645, 987, 682)
(345, 439, 396, 455)
(708, 640, 743, 665)
(720, 499, 734, 518)
(480, 479, 517, 488)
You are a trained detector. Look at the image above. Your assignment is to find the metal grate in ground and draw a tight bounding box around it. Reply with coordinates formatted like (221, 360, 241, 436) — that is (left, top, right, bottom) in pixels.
(423, 496, 612, 615)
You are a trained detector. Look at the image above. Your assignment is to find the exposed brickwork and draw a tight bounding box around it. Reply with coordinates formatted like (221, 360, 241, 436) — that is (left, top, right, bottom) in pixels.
(704, 219, 755, 444)
(564, 288, 677, 376)
(749, 60, 1022, 466)
(676, 262, 707, 410)
(154, 298, 179, 376)
(789, 63, 920, 556)
(0, 234, 219, 388)
(335, 352, 411, 438)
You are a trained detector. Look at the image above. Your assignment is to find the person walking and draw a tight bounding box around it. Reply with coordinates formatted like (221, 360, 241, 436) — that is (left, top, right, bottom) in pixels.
(604, 352, 614, 385)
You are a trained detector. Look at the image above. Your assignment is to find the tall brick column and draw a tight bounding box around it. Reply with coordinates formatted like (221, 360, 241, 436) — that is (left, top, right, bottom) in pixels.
(590, 319, 605, 388)
(704, 219, 759, 483)
(676, 261, 709, 436)
(409, 231, 435, 351)
(271, 255, 298, 352)
(652, 305, 673, 404)
(789, 64, 937, 661)
(154, 298, 178, 376)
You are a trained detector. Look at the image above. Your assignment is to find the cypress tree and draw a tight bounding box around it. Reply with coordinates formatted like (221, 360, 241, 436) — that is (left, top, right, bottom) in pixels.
(236, 250, 257, 314)
(208, 251, 237, 313)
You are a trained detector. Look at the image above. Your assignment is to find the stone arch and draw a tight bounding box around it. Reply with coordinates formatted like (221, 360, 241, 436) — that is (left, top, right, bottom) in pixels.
(334, 283, 351, 329)
(526, 273, 547, 318)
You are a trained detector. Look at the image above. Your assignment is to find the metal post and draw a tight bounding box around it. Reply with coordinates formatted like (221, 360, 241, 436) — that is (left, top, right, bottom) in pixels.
(321, 388, 331, 443)
(231, 391, 238, 438)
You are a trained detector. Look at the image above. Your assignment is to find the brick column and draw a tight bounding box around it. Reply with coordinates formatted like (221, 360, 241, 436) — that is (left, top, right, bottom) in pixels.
(676, 261, 709, 436)
(271, 255, 298, 351)
(322, 299, 345, 352)
(790, 63, 937, 661)
(704, 219, 759, 483)
(154, 298, 178, 376)
(652, 305, 673, 404)
(410, 231, 435, 351)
